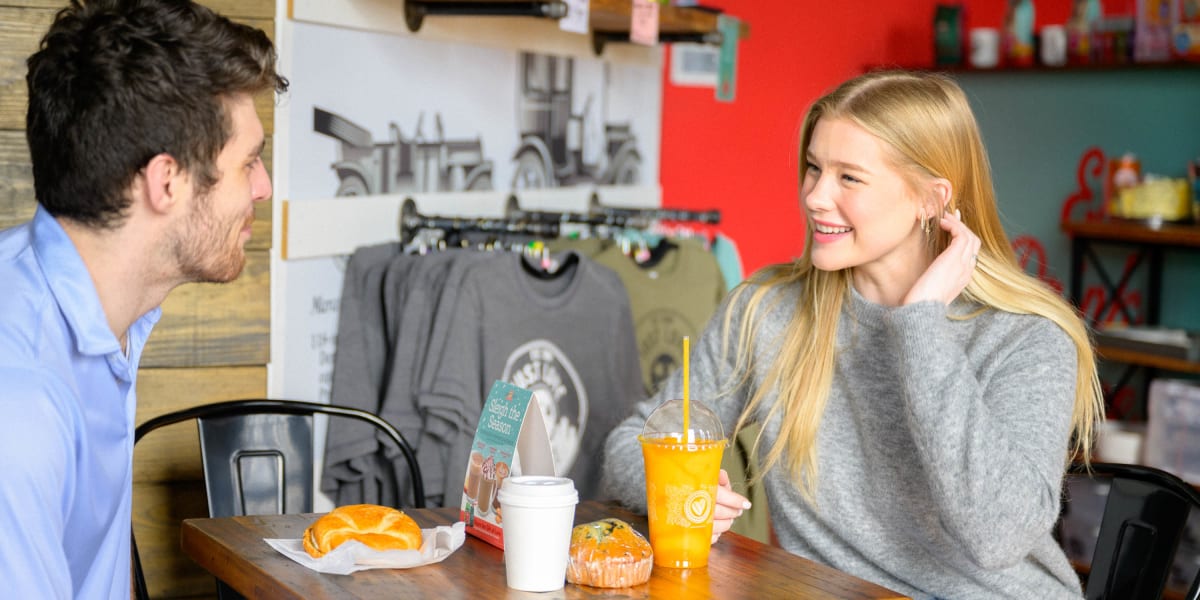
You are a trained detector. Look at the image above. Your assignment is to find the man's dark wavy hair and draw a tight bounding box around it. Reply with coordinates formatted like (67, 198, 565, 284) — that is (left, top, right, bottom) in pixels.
(26, 0, 289, 228)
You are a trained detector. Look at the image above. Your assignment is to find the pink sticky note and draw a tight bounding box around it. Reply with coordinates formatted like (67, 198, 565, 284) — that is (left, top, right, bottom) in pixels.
(630, 0, 659, 46)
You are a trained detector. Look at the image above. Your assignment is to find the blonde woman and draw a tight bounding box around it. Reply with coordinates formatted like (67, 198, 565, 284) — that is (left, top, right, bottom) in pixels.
(602, 70, 1103, 599)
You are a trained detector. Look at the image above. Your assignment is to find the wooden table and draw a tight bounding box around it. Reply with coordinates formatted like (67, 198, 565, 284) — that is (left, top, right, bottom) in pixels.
(181, 501, 910, 599)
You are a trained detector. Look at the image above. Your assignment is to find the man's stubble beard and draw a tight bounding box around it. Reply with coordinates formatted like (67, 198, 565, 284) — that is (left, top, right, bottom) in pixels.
(172, 188, 248, 284)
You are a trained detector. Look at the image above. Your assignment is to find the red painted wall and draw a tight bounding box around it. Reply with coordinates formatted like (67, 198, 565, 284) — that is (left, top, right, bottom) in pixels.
(659, 0, 1134, 274)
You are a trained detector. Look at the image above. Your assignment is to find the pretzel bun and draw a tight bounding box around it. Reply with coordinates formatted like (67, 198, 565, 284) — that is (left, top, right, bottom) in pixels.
(566, 518, 653, 588)
(303, 504, 422, 558)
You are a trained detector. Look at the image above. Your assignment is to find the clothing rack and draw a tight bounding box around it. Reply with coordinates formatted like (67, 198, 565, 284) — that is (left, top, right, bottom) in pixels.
(398, 197, 720, 246)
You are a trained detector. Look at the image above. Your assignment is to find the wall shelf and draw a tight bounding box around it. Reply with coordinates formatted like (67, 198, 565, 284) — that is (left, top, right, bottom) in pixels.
(871, 60, 1200, 74)
(589, 0, 719, 36)
(590, 1, 744, 55)
(1096, 345, 1200, 375)
(1061, 219, 1200, 248)
(1062, 218, 1200, 410)
(403, 0, 738, 53)
(1063, 219, 1200, 326)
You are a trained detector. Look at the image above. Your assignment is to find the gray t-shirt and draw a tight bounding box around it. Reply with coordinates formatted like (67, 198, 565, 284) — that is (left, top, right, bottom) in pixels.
(384, 250, 492, 505)
(603, 278, 1083, 600)
(591, 238, 725, 396)
(323, 243, 403, 505)
(421, 251, 645, 504)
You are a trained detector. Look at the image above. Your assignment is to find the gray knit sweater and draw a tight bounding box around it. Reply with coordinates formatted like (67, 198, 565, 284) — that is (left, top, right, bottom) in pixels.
(602, 279, 1083, 600)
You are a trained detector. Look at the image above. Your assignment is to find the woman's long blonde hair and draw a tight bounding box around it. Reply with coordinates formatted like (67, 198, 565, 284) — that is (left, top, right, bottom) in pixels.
(727, 70, 1104, 499)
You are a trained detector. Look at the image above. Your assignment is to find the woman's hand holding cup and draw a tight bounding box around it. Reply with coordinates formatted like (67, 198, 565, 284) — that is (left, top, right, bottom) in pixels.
(711, 469, 751, 544)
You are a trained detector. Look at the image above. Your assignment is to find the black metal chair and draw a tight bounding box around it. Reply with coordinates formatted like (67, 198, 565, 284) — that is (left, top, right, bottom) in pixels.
(132, 399, 424, 600)
(1066, 461, 1200, 600)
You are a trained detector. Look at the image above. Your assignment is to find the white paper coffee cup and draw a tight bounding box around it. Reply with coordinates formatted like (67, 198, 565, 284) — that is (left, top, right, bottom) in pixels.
(497, 476, 578, 592)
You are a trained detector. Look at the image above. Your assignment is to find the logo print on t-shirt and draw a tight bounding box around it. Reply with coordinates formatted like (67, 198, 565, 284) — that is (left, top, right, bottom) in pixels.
(502, 340, 587, 476)
(636, 309, 697, 394)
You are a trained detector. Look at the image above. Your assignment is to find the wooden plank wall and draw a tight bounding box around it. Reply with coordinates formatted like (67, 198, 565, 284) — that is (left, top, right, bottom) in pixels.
(0, 2, 276, 598)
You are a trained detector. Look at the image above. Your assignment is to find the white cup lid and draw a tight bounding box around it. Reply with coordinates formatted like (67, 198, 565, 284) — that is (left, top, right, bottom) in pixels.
(497, 476, 578, 507)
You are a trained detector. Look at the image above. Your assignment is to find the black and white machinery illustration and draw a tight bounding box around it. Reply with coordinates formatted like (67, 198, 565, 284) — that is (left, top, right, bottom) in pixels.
(511, 52, 641, 190)
(314, 107, 494, 196)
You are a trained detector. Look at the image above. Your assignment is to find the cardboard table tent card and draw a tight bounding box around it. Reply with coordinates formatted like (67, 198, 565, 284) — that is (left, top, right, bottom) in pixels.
(459, 380, 555, 548)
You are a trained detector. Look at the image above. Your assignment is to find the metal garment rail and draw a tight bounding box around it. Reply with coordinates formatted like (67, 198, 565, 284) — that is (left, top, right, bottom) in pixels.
(398, 197, 720, 245)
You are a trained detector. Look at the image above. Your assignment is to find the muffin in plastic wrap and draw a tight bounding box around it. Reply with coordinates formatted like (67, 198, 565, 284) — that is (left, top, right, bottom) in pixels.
(566, 518, 653, 588)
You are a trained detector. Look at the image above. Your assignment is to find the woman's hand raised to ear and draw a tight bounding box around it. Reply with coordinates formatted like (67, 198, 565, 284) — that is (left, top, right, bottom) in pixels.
(903, 209, 981, 306)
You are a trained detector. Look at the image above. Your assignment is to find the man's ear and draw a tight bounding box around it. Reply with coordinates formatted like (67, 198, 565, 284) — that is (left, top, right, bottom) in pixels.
(139, 153, 185, 215)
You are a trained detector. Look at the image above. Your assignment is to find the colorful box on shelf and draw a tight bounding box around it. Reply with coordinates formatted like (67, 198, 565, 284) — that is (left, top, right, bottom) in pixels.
(1135, 0, 1200, 62)
(1112, 177, 1193, 222)
(1172, 0, 1200, 60)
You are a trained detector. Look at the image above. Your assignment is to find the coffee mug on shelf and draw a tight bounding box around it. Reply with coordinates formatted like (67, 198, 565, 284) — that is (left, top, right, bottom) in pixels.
(1040, 25, 1068, 67)
(969, 28, 1000, 69)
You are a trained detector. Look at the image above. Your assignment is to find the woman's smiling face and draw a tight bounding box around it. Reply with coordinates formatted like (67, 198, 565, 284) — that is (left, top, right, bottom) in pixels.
(801, 117, 929, 277)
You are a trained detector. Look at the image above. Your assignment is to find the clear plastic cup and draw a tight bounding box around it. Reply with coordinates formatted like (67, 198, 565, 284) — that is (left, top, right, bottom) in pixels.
(638, 399, 727, 568)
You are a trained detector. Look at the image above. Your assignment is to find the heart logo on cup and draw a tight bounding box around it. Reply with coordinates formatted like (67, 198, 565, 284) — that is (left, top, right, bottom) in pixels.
(684, 490, 713, 524)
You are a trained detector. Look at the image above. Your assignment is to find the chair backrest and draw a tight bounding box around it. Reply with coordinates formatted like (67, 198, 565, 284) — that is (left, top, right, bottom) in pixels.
(1067, 462, 1200, 600)
(132, 399, 424, 599)
(198, 411, 314, 517)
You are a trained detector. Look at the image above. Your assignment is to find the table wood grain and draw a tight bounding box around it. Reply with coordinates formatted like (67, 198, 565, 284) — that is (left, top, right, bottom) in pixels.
(181, 501, 910, 599)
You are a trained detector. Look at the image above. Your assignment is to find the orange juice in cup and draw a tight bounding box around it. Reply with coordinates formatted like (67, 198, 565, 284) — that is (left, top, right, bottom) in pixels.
(639, 398, 726, 568)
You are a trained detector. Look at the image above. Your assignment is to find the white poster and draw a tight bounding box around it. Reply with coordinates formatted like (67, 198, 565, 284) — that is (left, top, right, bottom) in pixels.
(279, 257, 344, 404)
(277, 20, 662, 405)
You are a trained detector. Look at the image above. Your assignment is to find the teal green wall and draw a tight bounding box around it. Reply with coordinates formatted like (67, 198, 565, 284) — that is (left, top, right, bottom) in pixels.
(955, 68, 1200, 330)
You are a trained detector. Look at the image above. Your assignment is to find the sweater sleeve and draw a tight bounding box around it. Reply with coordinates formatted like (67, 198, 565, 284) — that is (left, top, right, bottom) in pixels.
(884, 301, 1077, 570)
(602, 285, 757, 511)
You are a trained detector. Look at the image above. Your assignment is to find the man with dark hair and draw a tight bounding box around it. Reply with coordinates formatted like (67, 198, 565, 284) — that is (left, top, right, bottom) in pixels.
(0, 1, 287, 596)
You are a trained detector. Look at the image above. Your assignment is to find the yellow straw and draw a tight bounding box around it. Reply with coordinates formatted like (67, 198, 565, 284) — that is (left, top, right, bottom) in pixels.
(682, 336, 690, 443)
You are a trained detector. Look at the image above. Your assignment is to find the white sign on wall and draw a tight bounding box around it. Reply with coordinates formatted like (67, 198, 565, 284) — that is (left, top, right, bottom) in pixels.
(275, 19, 662, 407)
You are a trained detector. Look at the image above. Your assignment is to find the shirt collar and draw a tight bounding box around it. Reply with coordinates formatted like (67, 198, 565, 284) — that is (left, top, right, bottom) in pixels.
(30, 206, 161, 358)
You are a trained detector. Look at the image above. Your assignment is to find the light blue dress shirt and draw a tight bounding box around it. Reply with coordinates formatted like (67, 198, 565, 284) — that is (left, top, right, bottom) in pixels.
(0, 207, 160, 599)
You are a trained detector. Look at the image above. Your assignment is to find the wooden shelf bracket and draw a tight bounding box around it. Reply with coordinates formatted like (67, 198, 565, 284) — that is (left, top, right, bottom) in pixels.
(404, 1, 568, 32)
(591, 29, 721, 56)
